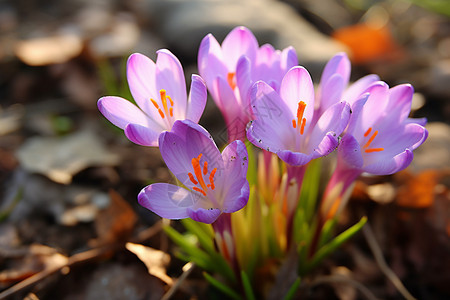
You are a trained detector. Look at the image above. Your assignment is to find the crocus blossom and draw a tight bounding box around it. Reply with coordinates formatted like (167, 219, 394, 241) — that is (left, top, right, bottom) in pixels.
(138, 120, 250, 224)
(247, 66, 351, 167)
(320, 82, 428, 220)
(98, 50, 207, 146)
(198, 26, 298, 141)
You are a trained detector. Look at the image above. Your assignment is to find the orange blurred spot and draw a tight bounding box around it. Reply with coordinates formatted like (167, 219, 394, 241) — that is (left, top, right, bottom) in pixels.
(332, 24, 399, 64)
(396, 170, 437, 208)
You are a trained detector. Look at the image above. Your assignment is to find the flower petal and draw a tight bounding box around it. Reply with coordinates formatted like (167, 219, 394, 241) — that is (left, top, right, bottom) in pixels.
(343, 74, 380, 106)
(127, 53, 160, 120)
(320, 52, 351, 89)
(277, 150, 313, 166)
(125, 123, 160, 146)
(221, 26, 258, 69)
(138, 183, 198, 219)
(187, 207, 221, 224)
(97, 96, 151, 129)
(279, 66, 315, 134)
(155, 49, 187, 115)
(247, 81, 295, 153)
(312, 132, 340, 158)
(198, 34, 228, 100)
(318, 74, 345, 114)
(222, 179, 250, 213)
(338, 134, 364, 169)
(363, 149, 413, 175)
(221, 140, 249, 184)
(236, 56, 252, 110)
(185, 74, 207, 122)
(308, 101, 351, 153)
(385, 84, 413, 124)
(280, 46, 298, 73)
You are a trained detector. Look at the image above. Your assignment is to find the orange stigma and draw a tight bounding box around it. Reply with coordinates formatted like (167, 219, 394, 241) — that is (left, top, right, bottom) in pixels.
(292, 101, 307, 135)
(187, 153, 217, 196)
(363, 128, 384, 153)
(227, 72, 237, 90)
(150, 89, 175, 120)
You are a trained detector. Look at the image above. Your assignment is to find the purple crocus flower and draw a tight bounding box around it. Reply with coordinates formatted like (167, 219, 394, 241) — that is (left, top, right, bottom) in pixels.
(198, 26, 297, 142)
(247, 66, 351, 167)
(98, 50, 207, 146)
(138, 120, 250, 224)
(320, 82, 428, 220)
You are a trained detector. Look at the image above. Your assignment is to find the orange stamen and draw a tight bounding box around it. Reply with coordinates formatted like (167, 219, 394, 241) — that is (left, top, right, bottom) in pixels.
(297, 101, 306, 123)
(203, 161, 208, 175)
(227, 72, 236, 90)
(209, 168, 217, 190)
(193, 187, 206, 196)
(364, 127, 372, 137)
(292, 120, 296, 128)
(169, 107, 173, 117)
(192, 154, 207, 191)
(167, 95, 174, 106)
(160, 90, 169, 115)
(364, 130, 378, 149)
(188, 172, 198, 185)
(150, 98, 159, 109)
(300, 118, 306, 135)
(157, 109, 165, 119)
(365, 148, 384, 153)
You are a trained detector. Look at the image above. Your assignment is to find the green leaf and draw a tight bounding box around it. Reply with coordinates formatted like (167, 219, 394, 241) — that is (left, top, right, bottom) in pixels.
(204, 272, 242, 300)
(241, 270, 255, 300)
(283, 277, 301, 300)
(304, 216, 367, 274)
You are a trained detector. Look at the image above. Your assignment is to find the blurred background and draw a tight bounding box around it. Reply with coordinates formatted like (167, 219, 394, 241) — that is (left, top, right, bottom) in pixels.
(0, 0, 449, 299)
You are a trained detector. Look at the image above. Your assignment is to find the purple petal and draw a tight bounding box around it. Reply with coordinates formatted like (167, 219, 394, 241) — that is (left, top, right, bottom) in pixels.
(308, 101, 351, 152)
(318, 74, 345, 113)
(279, 66, 315, 134)
(342, 74, 380, 106)
(405, 117, 427, 127)
(125, 123, 160, 147)
(127, 53, 160, 120)
(320, 52, 351, 89)
(97, 96, 151, 129)
(187, 207, 221, 224)
(247, 81, 295, 153)
(385, 84, 413, 123)
(222, 179, 250, 213)
(138, 183, 198, 219)
(198, 34, 228, 101)
(345, 93, 369, 135)
(155, 49, 187, 115)
(221, 26, 258, 69)
(359, 82, 390, 130)
(236, 56, 253, 110)
(311, 132, 340, 158)
(221, 140, 249, 182)
(280, 46, 298, 72)
(338, 134, 364, 169)
(363, 149, 413, 175)
(185, 74, 207, 122)
(277, 150, 313, 166)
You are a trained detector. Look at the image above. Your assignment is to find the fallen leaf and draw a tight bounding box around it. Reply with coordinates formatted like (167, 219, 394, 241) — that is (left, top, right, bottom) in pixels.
(92, 190, 137, 245)
(16, 131, 120, 184)
(15, 34, 83, 66)
(126, 242, 173, 285)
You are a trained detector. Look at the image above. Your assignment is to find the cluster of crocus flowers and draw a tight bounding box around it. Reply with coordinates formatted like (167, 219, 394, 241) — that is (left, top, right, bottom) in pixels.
(98, 25, 428, 298)
(198, 26, 298, 142)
